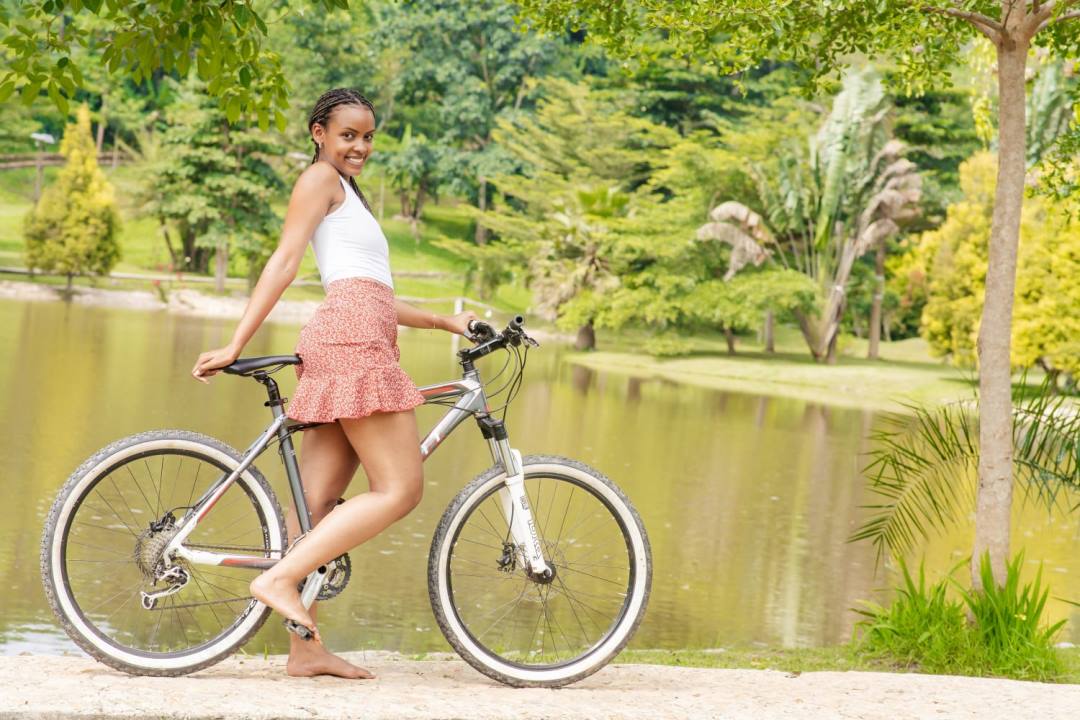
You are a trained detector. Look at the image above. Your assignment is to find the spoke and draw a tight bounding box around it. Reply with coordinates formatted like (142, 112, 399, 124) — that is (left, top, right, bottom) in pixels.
(186, 462, 202, 508)
(476, 506, 508, 543)
(71, 521, 134, 537)
(456, 537, 503, 552)
(93, 485, 140, 539)
(125, 463, 158, 518)
(82, 576, 144, 615)
(555, 575, 606, 635)
(189, 573, 226, 630)
(143, 459, 160, 518)
(555, 574, 592, 643)
(558, 565, 626, 587)
(553, 486, 576, 550)
(474, 585, 530, 642)
(545, 592, 578, 656)
(66, 539, 130, 557)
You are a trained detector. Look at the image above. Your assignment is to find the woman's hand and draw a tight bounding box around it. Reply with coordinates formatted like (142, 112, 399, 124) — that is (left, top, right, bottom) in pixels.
(192, 345, 240, 384)
(441, 310, 478, 336)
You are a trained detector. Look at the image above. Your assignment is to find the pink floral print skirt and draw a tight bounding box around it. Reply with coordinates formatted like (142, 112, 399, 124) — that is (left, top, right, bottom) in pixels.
(286, 277, 425, 423)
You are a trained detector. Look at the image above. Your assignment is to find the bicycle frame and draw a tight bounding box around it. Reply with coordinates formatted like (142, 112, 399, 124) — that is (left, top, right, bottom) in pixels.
(164, 363, 552, 580)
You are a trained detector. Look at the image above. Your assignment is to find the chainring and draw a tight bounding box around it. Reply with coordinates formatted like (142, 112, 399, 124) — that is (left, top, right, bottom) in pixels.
(315, 553, 351, 601)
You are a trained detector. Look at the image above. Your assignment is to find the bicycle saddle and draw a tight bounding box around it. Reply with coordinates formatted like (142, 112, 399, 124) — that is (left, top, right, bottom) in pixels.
(223, 355, 302, 376)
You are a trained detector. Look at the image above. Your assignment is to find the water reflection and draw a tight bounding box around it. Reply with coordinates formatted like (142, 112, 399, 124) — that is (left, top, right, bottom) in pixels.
(0, 297, 1077, 659)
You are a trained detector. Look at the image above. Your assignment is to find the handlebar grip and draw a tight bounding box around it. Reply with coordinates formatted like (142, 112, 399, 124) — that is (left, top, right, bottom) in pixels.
(468, 319, 496, 339)
(508, 315, 525, 333)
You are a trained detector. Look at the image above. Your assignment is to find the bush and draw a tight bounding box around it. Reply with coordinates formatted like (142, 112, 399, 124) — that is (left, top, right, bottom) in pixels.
(24, 104, 121, 290)
(855, 553, 1067, 681)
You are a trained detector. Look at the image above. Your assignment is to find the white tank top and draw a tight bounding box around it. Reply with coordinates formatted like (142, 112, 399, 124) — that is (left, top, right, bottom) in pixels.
(309, 174, 394, 291)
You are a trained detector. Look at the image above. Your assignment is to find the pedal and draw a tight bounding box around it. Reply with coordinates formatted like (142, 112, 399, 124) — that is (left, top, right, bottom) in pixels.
(283, 619, 315, 641)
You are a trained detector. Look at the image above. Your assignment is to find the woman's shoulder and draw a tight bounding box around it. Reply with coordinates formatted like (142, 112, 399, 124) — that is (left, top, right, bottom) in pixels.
(292, 161, 344, 200)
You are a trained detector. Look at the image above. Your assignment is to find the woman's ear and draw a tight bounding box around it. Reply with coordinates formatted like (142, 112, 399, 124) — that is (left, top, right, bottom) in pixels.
(311, 123, 326, 147)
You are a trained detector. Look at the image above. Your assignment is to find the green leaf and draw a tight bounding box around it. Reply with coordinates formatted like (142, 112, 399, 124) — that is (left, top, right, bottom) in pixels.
(274, 109, 287, 133)
(225, 96, 241, 124)
(235, 4, 251, 28)
(20, 80, 40, 105)
(47, 81, 69, 115)
(0, 80, 14, 103)
(239, 65, 251, 87)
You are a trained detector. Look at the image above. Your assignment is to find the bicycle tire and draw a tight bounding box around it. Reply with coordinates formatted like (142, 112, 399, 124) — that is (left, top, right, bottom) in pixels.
(40, 430, 287, 676)
(428, 455, 651, 688)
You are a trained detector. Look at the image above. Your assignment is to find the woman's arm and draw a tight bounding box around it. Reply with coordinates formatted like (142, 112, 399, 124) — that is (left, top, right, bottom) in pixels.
(395, 299, 476, 336)
(191, 164, 341, 383)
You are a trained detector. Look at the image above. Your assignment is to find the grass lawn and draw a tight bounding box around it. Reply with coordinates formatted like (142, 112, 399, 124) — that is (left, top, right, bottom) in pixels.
(0, 165, 532, 315)
(616, 646, 1080, 683)
(570, 323, 989, 412)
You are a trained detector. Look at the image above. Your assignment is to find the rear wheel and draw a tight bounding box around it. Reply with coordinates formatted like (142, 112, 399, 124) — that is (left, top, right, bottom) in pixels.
(40, 430, 286, 676)
(428, 455, 651, 687)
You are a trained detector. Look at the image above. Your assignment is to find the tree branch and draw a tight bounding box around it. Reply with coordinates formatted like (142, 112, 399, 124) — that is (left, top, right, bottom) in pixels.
(1036, 2, 1080, 31)
(920, 5, 1003, 41)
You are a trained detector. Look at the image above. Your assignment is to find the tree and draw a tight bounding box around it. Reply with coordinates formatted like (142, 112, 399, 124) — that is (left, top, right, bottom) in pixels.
(919, 151, 1080, 388)
(24, 104, 120, 291)
(462, 78, 678, 348)
(701, 69, 922, 363)
(144, 76, 283, 291)
(518, 0, 1080, 586)
(0, 1, 349, 126)
(373, 0, 564, 243)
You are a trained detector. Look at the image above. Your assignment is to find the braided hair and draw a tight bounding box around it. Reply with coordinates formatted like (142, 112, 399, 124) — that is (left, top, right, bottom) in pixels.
(308, 88, 376, 212)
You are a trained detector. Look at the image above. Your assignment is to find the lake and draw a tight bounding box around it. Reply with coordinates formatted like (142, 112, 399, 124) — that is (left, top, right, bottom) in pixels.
(1, 296, 1076, 657)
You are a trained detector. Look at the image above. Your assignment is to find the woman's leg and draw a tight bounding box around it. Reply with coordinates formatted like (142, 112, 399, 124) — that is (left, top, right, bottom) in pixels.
(281, 422, 372, 679)
(250, 410, 423, 670)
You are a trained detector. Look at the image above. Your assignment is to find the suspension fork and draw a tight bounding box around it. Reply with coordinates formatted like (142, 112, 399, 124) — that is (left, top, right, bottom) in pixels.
(480, 417, 552, 578)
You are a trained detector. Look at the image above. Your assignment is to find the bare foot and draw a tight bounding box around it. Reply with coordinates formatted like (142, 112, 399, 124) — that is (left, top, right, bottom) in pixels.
(287, 645, 375, 679)
(250, 572, 321, 643)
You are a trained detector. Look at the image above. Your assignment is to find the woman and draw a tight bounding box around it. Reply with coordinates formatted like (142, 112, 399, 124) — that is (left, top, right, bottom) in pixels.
(191, 89, 475, 679)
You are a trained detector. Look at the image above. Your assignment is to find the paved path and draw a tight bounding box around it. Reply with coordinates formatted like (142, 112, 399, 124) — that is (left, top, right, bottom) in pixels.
(1, 653, 1078, 719)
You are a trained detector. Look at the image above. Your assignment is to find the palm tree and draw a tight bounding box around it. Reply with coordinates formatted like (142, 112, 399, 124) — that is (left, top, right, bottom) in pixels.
(701, 68, 922, 362)
(851, 377, 1080, 566)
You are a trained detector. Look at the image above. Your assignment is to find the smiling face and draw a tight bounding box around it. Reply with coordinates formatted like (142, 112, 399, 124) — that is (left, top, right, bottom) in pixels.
(311, 104, 376, 177)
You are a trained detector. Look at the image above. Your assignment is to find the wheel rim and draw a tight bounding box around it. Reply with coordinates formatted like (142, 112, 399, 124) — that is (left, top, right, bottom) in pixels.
(445, 471, 637, 670)
(57, 448, 275, 659)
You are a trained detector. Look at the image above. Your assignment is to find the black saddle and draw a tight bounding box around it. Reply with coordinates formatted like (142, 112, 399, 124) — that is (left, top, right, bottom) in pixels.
(223, 355, 302, 377)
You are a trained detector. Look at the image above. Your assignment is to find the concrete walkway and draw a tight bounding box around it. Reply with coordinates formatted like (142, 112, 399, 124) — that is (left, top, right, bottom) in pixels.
(1, 653, 1079, 719)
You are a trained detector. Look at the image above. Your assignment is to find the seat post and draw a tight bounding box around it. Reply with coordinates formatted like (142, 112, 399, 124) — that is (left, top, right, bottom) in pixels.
(253, 372, 285, 414)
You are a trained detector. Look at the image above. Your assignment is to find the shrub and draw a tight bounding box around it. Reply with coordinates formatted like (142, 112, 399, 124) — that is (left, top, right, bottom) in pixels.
(855, 553, 1067, 681)
(24, 104, 121, 290)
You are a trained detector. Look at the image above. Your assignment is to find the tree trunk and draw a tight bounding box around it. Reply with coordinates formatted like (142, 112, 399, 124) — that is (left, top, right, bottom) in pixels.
(214, 240, 228, 293)
(972, 36, 1028, 588)
(764, 310, 775, 353)
(475, 175, 489, 245)
(868, 240, 886, 359)
(723, 326, 736, 355)
(95, 95, 107, 155)
(574, 321, 595, 351)
(793, 309, 824, 361)
(65, 273, 73, 293)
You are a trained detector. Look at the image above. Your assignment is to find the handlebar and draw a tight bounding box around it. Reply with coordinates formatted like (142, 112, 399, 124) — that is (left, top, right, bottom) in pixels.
(462, 315, 538, 363)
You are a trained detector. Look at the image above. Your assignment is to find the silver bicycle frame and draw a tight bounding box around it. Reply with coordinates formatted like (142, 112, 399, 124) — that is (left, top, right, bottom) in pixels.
(166, 364, 551, 578)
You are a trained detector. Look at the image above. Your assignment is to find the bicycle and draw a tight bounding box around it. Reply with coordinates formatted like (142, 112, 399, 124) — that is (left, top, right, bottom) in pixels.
(40, 317, 652, 688)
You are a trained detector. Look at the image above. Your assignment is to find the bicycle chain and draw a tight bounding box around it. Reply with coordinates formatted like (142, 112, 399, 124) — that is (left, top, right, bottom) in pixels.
(146, 595, 255, 611)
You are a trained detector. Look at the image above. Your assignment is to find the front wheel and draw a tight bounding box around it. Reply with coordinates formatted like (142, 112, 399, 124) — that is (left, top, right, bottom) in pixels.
(428, 455, 651, 687)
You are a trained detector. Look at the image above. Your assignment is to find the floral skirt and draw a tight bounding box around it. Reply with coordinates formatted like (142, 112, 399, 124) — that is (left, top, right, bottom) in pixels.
(286, 277, 425, 423)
